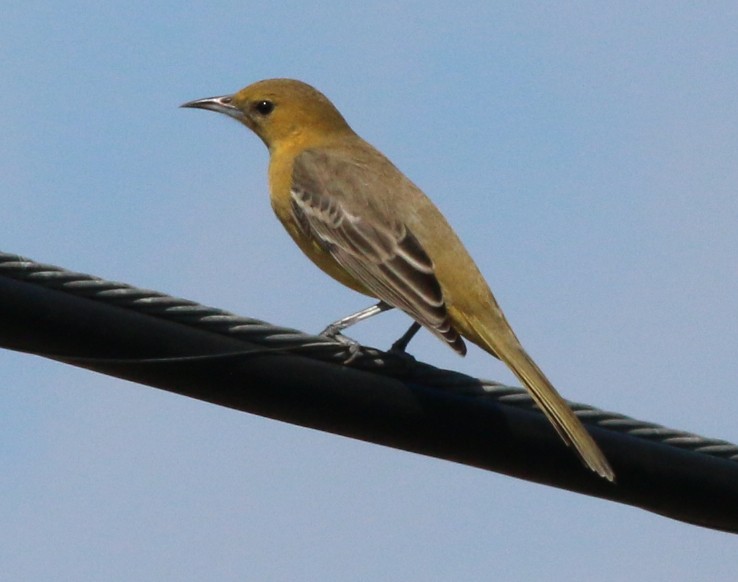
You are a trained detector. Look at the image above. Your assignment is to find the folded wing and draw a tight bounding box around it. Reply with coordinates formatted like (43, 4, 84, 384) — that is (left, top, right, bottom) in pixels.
(291, 148, 466, 355)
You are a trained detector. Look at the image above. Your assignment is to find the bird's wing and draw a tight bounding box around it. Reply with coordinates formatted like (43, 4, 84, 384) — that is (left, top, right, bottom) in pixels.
(291, 147, 466, 355)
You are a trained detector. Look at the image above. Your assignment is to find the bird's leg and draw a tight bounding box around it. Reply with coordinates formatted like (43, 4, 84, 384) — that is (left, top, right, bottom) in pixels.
(390, 321, 422, 354)
(320, 301, 394, 338)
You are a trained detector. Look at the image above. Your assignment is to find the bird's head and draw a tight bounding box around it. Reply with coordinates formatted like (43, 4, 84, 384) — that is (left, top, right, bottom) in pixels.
(181, 78, 353, 150)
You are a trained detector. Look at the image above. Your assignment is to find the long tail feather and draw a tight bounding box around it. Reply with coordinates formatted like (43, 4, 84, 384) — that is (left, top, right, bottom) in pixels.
(466, 314, 615, 482)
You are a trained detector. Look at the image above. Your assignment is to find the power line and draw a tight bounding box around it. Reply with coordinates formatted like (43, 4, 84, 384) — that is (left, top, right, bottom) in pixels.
(1, 251, 736, 533)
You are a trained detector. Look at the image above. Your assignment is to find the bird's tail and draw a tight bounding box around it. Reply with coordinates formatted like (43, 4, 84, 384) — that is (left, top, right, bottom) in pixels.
(461, 311, 615, 482)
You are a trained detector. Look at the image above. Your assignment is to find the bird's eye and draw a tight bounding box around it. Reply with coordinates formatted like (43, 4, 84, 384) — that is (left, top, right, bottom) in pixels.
(254, 100, 274, 115)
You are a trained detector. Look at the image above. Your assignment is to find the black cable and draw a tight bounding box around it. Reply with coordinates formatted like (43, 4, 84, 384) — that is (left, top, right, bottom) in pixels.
(1, 251, 737, 533)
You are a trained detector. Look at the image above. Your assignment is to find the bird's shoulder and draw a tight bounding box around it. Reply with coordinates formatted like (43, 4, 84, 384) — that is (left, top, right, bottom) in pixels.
(292, 138, 424, 220)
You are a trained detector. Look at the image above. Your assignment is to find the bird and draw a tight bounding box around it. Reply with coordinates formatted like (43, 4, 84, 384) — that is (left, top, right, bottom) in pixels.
(182, 78, 615, 481)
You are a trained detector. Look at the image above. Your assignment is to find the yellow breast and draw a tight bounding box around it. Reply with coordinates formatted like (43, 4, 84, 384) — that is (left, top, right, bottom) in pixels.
(267, 143, 373, 296)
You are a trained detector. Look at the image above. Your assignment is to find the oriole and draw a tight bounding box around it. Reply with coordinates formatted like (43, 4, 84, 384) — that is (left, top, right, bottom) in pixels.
(182, 78, 614, 481)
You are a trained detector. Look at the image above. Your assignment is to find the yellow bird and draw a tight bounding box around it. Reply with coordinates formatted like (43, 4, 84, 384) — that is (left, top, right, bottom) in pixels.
(182, 79, 614, 481)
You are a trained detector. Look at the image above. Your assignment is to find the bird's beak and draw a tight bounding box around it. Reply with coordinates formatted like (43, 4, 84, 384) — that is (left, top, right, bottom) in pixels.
(180, 95, 243, 121)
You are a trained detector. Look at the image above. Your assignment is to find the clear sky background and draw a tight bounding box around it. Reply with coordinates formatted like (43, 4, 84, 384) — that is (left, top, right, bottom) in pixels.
(2, 2, 737, 580)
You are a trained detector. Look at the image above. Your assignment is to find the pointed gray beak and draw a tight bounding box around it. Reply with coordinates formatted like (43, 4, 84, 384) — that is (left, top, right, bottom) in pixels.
(180, 95, 243, 120)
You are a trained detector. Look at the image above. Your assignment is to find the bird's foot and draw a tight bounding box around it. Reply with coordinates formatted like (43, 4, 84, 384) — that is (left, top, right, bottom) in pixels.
(319, 328, 363, 364)
(319, 322, 346, 338)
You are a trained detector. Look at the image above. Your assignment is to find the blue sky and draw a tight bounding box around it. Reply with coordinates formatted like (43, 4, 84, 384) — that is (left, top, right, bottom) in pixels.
(2, 2, 737, 580)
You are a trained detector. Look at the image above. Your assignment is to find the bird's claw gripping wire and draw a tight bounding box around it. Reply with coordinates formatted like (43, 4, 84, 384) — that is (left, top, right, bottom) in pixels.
(319, 301, 396, 363)
(322, 331, 363, 364)
(319, 301, 421, 364)
(320, 303, 424, 362)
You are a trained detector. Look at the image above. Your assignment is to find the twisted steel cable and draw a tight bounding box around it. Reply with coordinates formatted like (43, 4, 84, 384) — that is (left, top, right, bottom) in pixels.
(1, 250, 737, 533)
(2, 251, 735, 463)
